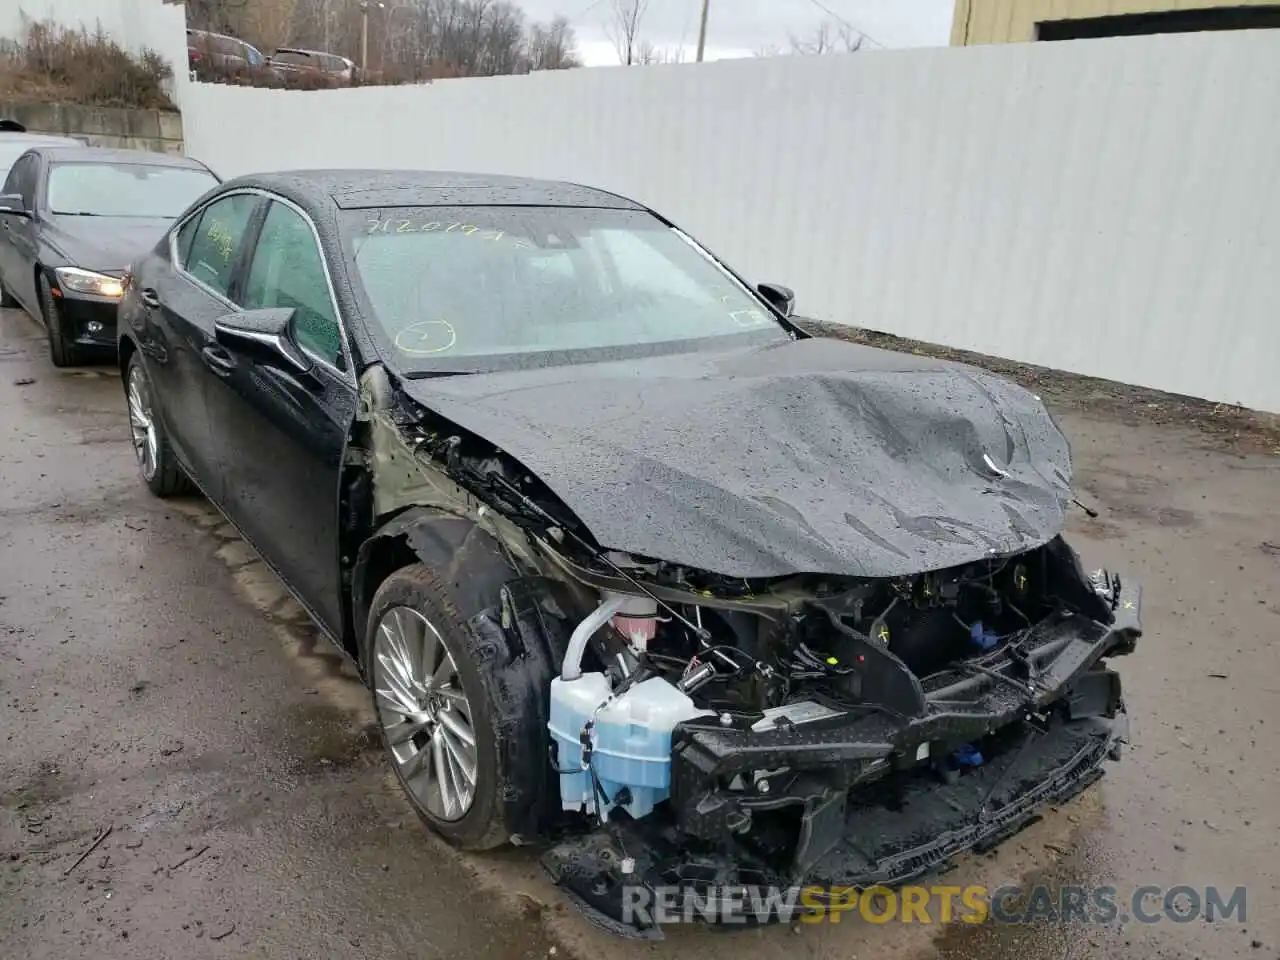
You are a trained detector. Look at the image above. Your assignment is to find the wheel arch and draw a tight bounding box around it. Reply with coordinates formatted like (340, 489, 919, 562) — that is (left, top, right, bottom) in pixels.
(33, 261, 58, 301)
(26, 261, 49, 316)
(352, 507, 514, 674)
(118, 333, 137, 385)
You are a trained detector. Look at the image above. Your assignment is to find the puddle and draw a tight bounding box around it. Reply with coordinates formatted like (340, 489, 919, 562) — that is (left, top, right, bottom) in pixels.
(279, 701, 381, 775)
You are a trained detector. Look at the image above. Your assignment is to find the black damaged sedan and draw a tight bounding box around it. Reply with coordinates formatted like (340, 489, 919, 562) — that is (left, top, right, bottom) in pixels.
(117, 170, 1141, 937)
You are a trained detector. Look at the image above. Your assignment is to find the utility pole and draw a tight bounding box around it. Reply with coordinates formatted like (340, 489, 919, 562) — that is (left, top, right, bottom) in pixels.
(695, 0, 710, 62)
(359, 0, 385, 71)
(361, 5, 368, 71)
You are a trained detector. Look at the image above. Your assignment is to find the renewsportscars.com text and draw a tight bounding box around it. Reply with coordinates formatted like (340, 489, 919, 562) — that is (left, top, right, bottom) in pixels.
(621, 884, 1247, 927)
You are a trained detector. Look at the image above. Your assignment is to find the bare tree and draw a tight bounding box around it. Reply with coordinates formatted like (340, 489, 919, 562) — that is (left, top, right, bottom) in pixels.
(526, 16, 581, 70)
(788, 20, 865, 55)
(289, 0, 348, 53)
(239, 0, 298, 51)
(190, 0, 585, 82)
(607, 0, 649, 66)
(186, 0, 252, 34)
(635, 41, 685, 65)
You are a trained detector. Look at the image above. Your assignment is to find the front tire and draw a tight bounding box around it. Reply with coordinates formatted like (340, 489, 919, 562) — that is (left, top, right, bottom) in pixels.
(125, 353, 191, 497)
(39, 272, 84, 367)
(0, 273, 15, 308)
(365, 563, 511, 851)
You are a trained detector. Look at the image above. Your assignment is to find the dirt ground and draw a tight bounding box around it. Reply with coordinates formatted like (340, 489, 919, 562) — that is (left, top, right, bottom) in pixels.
(1, 306, 1278, 959)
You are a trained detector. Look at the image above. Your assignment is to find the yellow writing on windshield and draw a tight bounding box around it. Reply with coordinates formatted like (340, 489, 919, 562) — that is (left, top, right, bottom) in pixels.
(365, 219, 532, 249)
(394, 318, 457, 355)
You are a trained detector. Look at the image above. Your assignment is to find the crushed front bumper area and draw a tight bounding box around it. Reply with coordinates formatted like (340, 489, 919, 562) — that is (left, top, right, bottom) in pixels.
(541, 582, 1140, 939)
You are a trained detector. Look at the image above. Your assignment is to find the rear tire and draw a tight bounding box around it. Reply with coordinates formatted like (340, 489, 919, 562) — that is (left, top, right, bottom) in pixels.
(0, 274, 15, 308)
(125, 352, 191, 498)
(39, 272, 83, 368)
(365, 563, 513, 851)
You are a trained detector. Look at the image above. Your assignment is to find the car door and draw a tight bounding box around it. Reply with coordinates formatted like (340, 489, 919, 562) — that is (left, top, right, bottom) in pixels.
(0, 152, 41, 313)
(139, 190, 264, 501)
(204, 196, 356, 636)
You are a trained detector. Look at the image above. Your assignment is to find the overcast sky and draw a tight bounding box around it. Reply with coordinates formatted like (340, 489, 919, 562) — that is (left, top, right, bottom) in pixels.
(518, 0, 955, 65)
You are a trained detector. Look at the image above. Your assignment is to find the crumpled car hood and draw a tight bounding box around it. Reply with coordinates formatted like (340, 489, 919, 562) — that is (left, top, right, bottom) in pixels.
(402, 337, 1074, 578)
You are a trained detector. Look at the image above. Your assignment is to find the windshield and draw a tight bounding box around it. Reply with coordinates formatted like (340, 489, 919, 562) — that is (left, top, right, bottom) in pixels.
(46, 162, 217, 218)
(342, 205, 788, 373)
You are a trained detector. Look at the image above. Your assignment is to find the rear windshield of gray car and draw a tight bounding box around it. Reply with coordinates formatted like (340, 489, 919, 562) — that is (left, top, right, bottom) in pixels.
(340, 204, 789, 374)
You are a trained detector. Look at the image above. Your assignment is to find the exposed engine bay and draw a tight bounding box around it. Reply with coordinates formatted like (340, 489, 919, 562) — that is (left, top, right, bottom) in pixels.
(352, 349, 1141, 938)
(531, 539, 1136, 937)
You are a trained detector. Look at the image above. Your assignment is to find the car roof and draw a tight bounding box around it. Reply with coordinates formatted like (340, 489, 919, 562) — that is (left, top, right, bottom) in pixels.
(0, 131, 84, 148)
(221, 169, 646, 212)
(188, 29, 252, 44)
(41, 146, 210, 169)
(274, 48, 345, 59)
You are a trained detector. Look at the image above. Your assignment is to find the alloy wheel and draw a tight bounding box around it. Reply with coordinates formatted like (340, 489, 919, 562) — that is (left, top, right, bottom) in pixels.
(126, 366, 158, 481)
(373, 605, 478, 821)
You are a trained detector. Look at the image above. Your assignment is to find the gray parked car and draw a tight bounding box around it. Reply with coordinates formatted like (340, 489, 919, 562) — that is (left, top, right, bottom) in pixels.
(268, 47, 355, 85)
(0, 146, 219, 364)
(187, 29, 274, 81)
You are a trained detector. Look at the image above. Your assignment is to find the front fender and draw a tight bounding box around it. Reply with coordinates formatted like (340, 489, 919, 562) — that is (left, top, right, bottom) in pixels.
(352, 507, 515, 652)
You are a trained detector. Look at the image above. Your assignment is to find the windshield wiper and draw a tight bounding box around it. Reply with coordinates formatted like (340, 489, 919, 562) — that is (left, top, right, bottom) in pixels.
(52, 211, 103, 217)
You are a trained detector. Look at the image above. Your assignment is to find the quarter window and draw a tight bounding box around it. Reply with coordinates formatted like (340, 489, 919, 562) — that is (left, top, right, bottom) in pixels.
(182, 193, 258, 297)
(241, 201, 344, 369)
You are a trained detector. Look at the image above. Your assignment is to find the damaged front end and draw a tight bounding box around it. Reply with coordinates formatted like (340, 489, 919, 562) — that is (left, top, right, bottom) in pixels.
(352, 363, 1141, 939)
(536, 539, 1138, 937)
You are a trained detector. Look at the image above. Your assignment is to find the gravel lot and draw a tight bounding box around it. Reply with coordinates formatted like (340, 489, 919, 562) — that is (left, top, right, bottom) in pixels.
(2, 307, 1277, 959)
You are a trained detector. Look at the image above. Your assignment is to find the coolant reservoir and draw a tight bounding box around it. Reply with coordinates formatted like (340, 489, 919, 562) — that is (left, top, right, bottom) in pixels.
(548, 673, 710, 819)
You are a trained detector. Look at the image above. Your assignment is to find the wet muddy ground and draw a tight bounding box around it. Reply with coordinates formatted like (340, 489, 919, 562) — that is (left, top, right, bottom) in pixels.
(1, 306, 1277, 959)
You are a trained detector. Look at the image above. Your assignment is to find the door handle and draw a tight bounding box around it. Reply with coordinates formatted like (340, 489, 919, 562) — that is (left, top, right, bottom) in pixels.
(139, 288, 161, 309)
(200, 344, 237, 376)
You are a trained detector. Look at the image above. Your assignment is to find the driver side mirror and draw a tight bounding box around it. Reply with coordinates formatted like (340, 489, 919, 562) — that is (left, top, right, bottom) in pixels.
(757, 282, 796, 318)
(214, 307, 314, 376)
(0, 194, 31, 219)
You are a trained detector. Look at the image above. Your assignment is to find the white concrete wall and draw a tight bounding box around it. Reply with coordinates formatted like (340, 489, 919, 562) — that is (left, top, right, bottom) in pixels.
(0, 0, 189, 102)
(176, 29, 1280, 413)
